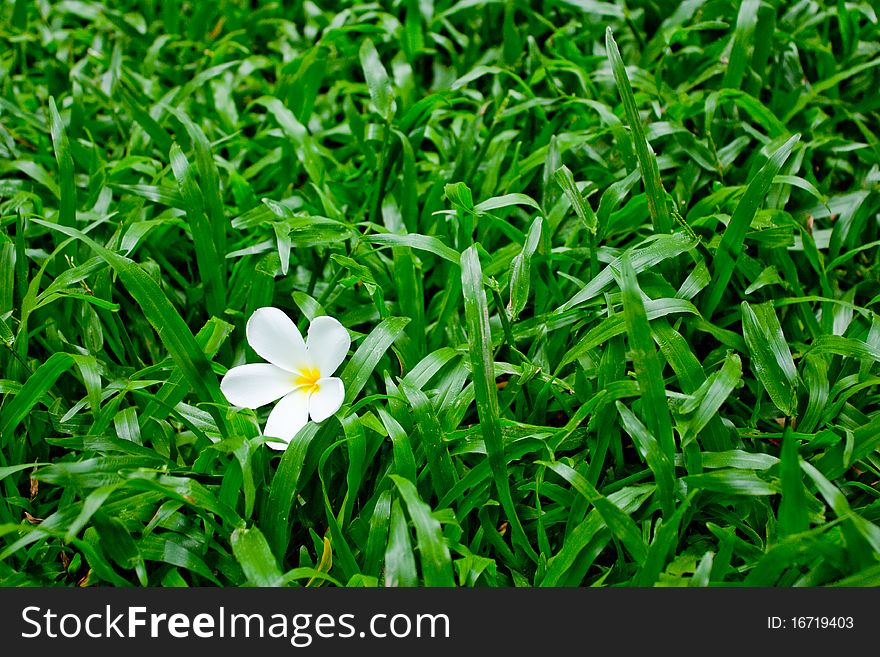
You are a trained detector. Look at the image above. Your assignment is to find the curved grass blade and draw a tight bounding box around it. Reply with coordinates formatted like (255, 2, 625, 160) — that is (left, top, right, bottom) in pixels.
(809, 335, 880, 364)
(508, 216, 542, 321)
(263, 422, 321, 560)
(365, 234, 460, 264)
(683, 470, 778, 496)
(554, 165, 597, 234)
(561, 298, 699, 367)
(0, 352, 73, 445)
(48, 97, 76, 230)
(139, 534, 221, 585)
(473, 193, 542, 214)
(339, 316, 410, 404)
(399, 380, 456, 499)
(231, 526, 283, 587)
(616, 401, 675, 517)
(777, 428, 808, 537)
(359, 38, 396, 121)
(384, 498, 418, 587)
(542, 460, 647, 565)
(254, 96, 324, 185)
(65, 484, 118, 543)
(702, 134, 800, 317)
(782, 58, 880, 124)
(542, 485, 653, 586)
(389, 475, 454, 586)
(798, 354, 828, 433)
(741, 301, 797, 416)
(679, 352, 742, 448)
(170, 110, 227, 290)
(0, 462, 48, 483)
(170, 143, 225, 318)
(652, 321, 731, 451)
(801, 461, 880, 564)
(560, 232, 698, 312)
(612, 252, 675, 461)
(460, 245, 536, 561)
(92, 511, 148, 586)
(363, 489, 392, 578)
(377, 408, 416, 483)
(815, 414, 880, 480)
(31, 220, 224, 407)
(605, 28, 671, 234)
(721, 0, 760, 90)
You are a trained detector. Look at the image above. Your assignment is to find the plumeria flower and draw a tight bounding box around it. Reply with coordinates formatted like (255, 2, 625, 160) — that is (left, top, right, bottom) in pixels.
(221, 307, 350, 450)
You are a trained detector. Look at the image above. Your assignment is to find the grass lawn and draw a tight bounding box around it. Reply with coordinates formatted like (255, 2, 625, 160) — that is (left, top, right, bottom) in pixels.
(1, 0, 879, 587)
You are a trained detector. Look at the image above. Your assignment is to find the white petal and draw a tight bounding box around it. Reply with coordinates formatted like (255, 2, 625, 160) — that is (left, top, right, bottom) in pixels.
(220, 364, 295, 409)
(263, 390, 310, 450)
(246, 307, 311, 373)
(306, 316, 351, 377)
(308, 377, 345, 422)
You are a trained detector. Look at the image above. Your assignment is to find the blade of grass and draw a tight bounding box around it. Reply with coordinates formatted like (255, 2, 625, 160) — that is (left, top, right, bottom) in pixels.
(508, 216, 542, 321)
(612, 252, 675, 462)
(741, 301, 798, 417)
(170, 110, 227, 295)
(399, 380, 456, 500)
(339, 316, 410, 404)
(460, 245, 536, 561)
(560, 232, 698, 311)
(679, 352, 742, 448)
(721, 0, 760, 90)
(170, 143, 225, 318)
(605, 28, 671, 234)
(777, 427, 809, 537)
(384, 498, 418, 587)
(389, 475, 454, 586)
(31, 220, 225, 408)
(231, 526, 283, 587)
(702, 135, 800, 317)
(616, 401, 675, 517)
(542, 460, 647, 565)
(48, 97, 76, 230)
(0, 352, 73, 446)
(263, 422, 322, 561)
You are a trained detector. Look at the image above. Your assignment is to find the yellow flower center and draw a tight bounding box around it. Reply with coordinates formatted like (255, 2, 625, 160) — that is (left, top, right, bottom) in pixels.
(293, 367, 321, 394)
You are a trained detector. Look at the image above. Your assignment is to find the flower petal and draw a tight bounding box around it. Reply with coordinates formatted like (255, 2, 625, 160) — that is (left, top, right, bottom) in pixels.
(263, 389, 310, 450)
(220, 363, 295, 409)
(246, 307, 310, 373)
(308, 377, 345, 422)
(306, 316, 351, 376)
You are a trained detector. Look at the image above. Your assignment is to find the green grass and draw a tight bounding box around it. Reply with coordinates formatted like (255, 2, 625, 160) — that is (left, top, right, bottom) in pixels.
(1, 0, 879, 587)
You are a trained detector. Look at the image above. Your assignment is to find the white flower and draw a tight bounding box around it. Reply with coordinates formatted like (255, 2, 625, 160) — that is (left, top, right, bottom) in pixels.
(221, 307, 350, 450)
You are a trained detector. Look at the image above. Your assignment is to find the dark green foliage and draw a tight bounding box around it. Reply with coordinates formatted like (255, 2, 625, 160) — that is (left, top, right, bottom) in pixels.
(0, 0, 878, 587)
